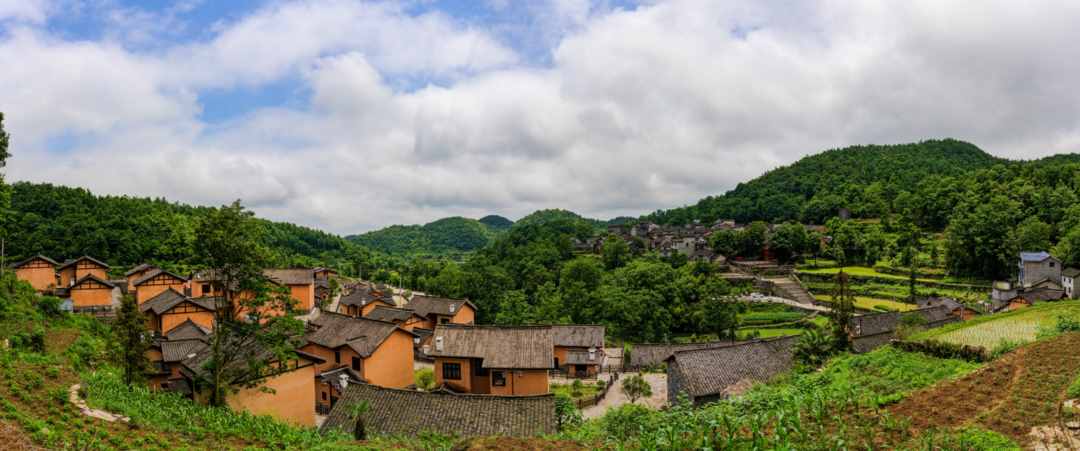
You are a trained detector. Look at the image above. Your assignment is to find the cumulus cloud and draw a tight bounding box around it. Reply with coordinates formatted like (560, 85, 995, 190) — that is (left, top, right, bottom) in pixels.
(5, 0, 1080, 234)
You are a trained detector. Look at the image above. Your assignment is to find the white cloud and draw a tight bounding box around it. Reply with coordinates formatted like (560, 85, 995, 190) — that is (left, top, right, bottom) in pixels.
(6, 0, 1080, 234)
(0, 0, 50, 23)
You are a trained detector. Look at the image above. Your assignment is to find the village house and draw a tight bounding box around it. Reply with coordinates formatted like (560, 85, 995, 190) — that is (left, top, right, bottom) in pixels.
(124, 263, 157, 291)
(179, 338, 324, 427)
(1019, 251, 1062, 288)
(320, 383, 556, 439)
(992, 286, 1066, 313)
(338, 285, 395, 317)
(264, 269, 317, 312)
(550, 325, 605, 377)
(428, 324, 553, 396)
(69, 274, 117, 311)
(146, 320, 210, 392)
(56, 256, 110, 288)
(1063, 267, 1080, 299)
(132, 269, 189, 304)
(365, 305, 427, 331)
(666, 336, 797, 405)
(849, 306, 956, 353)
(625, 340, 747, 371)
(10, 254, 58, 292)
(300, 312, 416, 413)
(916, 297, 977, 321)
(140, 288, 217, 335)
(405, 294, 477, 329)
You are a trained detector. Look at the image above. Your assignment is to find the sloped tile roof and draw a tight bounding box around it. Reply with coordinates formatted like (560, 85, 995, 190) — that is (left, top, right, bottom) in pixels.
(263, 269, 315, 285)
(320, 383, 556, 437)
(1064, 267, 1080, 278)
(340, 286, 394, 307)
(1020, 251, 1053, 262)
(365, 306, 419, 323)
(164, 319, 211, 340)
(140, 288, 218, 315)
(306, 312, 404, 357)
(124, 263, 156, 277)
(668, 336, 797, 399)
(850, 311, 901, 337)
(160, 339, 208, 363)
(564, 349, 601, 365)
(550, 325, 604, 348)
(10, 254, 58, 268)
(132, 268, 188, 286)
(57, 255, 110, 270)
(71, 274, 116, 289)
(629, 341, 746, 369)
(429, 325, 553, 369)
(406, 294, 477, 318)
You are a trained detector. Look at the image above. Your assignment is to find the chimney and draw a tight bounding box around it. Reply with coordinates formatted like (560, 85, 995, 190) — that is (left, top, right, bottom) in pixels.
(338, 373, 350, 390)
(413, 337, 421, 345)
(435, 336, 444, 352)
(449, 303, 456, 313)
(588, 347, 596, 361)
(422, 345, 430, 355)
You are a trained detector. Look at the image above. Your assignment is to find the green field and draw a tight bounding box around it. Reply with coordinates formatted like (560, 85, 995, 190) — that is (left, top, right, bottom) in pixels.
(912, 301, 1080, 349)
(814, 294, 918, 312)
(797, 266, 987, 286)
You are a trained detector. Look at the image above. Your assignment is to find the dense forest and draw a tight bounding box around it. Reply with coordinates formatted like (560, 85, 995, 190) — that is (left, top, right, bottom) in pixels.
(4, 182, 382, 275)
(346, 216, 502, 257)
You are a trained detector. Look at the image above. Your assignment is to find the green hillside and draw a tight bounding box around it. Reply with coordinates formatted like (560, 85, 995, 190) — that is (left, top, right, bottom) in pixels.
(346, 216, 500, 256)
(478, 214, 513, 230)
(648, 139, 1002, 225)
(5, 182, 374, 273)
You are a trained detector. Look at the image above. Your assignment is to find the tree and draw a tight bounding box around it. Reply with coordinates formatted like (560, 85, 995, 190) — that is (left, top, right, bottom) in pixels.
(193, 200, 305, 407)
(708, 229, 740, 257)
(896, 220, 923, 302)
(115, 294, 149, 386)
(620, 374, 652, 404)
(793, 326, 833, 368)
(1054, 225, 1080, 268)
(601, 235, 631, 270)
(740, 221, 769, 258)
(699, 278, 743, 342)
(826, 269, 855, 352)
(1011, 217, 1052, 254)
(769, 222, 810, 264)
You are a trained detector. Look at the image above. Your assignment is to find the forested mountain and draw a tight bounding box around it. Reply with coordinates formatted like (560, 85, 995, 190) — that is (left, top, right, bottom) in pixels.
(478, 214, 513, 230)
(346, 216, 501, 256)
(4, 182, 377, 273)
(647, 139, 1004, 225)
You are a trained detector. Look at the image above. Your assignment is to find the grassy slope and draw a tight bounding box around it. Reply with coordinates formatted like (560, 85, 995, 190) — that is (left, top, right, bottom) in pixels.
(912, 301, 1080, 349)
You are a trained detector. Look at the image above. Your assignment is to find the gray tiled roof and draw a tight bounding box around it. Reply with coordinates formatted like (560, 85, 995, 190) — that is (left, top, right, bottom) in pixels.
(668, 336, 797, 399)
(57, 255, 110, 270)
(1020, 251, 1053, 262)
(320, 383, 556, 438)
(1064, 267, 1080, 278)
(165, 319, 211, 340)
(429, 325, 553, 369)
(365, 306, 418, 323)
(124, 263, 156, 277)
(161, 339, 208, 363)
(564, 349, 601, 365)
(340, 287, 394, 307)
(306, 312, 404, 357)
(10, 254, 58, 268)
(406, 295, 477, 318)
(140, 288, 218, 315)
(263, 269, 315, 285)
(550, 325, 604, 348)
(71, 274, 116, 289)
(628, 341, 746, 369)
(132, 268, 188, 286)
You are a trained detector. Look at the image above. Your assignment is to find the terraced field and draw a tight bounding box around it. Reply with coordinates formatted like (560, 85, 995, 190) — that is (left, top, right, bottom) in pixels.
(913, 302, 1080, 349)
(891, 333, 1080, 448)
(813, 294, 918, 312)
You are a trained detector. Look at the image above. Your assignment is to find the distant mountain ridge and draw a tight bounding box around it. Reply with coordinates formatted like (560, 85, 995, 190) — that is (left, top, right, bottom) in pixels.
(346, 216, 504, 256)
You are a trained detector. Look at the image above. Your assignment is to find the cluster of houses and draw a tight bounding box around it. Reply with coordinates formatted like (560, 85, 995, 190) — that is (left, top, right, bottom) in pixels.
(989, 251, 1080, 312)
(9, 254, 607, 437)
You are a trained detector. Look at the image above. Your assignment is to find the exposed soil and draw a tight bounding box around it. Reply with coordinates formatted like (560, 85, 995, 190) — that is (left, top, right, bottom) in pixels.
(890, 333, 1080, 448)
(0, 421, 41, 451)
(453, 436, 593, 451)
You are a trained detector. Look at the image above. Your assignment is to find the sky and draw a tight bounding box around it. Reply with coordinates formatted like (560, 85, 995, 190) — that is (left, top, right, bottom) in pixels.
(3, 1, 1080, 234)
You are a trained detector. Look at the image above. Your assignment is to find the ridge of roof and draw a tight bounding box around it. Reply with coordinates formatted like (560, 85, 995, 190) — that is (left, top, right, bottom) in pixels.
(132, 268, 189, 286)
(10, 254, 59, 268)
(71, 273, 116, 288)
(57, 255, 110, 270)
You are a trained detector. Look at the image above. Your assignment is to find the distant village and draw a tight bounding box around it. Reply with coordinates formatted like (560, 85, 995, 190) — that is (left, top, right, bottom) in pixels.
(8, 244, 1079, 438)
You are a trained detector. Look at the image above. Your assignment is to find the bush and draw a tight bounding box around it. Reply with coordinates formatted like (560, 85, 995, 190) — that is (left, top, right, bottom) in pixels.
(571, 379, 584, 398)
(65, 334, 108, 371)
(893, 339, 989, 362)
(990, 340, 1022, 359)
(10, 328, 46, 353)
(598, 403, 653, 439)
(554, 393, 582, 430)
(414, 368, 436, 391)
(1056, 315, 1080, 333)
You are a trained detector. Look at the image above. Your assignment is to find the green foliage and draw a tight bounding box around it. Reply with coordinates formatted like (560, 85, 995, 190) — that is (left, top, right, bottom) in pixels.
(64, 333, 108, 371)
(414, 368, 436, 391)
(554, 393, 583, 430)
(990, 339, 1023, 358)
(1067, 372, 1080, 399)
(620, 374, 652, 403)
(565, 346, 980, 449)
(793, 326, 833, 368)
(477, 214, 513, 230)
(347, 216, 502, 256)
(600, 235, 630, 270)
(81, 368, 345, 447)
(915, 427, 1020, 451)
(114, 294, 149, 385)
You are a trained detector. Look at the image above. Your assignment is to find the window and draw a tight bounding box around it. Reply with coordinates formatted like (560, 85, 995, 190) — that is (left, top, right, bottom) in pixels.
(492, 370, 506, 387)
(443, 362, 462, 380)
(322, 392, 327, 401)
(201, 283, 211, 293)
(439, 317, 449, 324)
(334, 350, 341, 364)
(473, 362, 489, 377)
(352, 356, 362, 371)
(1051, 262, 1056, 268)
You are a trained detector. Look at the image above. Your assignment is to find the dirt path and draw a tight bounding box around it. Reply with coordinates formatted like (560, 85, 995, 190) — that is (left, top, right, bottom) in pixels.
(581, 372, 667, 419)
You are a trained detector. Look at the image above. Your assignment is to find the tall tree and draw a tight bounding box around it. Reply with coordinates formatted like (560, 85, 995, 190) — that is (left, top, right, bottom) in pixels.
(827, 269, 855, 352)
(601, 235, 630, 270)
(115, 294, 149, 386)
(193, 200, 304, 407)
(699, 278, 743, 342)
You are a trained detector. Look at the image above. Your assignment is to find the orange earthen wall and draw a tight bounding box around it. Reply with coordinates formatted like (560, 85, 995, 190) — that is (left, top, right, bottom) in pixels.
(161, 310, 215, 333)
(489, 369, 549, 396)
(451, 305, 475, 324)
(226, 365, 316, 427)
(77, 267, 108, 282)
(15, 267, 55, 292)
(300, 344, 361, 374)
(71, 287, 113, 308)
(57, 267, 76, 287)
(289, 284, 314, 311)
(136, 282, 185, 304)
(362, 330, 414, 388)
(434, 357, 473, 393)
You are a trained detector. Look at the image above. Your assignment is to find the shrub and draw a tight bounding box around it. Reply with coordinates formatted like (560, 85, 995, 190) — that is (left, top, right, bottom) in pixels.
(554, 393, 582, 430)
(1056, 315, 1080, 333)
(65, 334, 108, 371)
(1067, 373, 1080, 400)
(794, 326, 834, 368)
(571, 379, 584, 398)
(598, 403, 653, 439)
(893, 339, 989, 362)
(621, 374, 652, 404)
(414, 368, 436, 391)
(990, 340, 1022, 359)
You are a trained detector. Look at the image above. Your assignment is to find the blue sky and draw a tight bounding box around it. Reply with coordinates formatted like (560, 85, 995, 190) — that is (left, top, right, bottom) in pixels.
(2, 1, 1079, 234)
